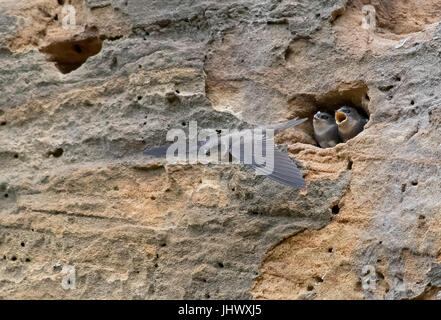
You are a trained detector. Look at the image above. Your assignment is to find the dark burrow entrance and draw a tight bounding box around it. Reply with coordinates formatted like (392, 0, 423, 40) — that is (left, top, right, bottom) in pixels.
(296, 82, 371, 148)
(39, 36, 103, 74)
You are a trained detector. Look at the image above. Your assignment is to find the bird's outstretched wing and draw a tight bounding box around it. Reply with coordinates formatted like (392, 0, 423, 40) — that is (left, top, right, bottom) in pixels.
(143, 138, 211, 158)
(229, 137, 306, 190)
(263, 117, 308, 135)
(253, 145, 306, 189)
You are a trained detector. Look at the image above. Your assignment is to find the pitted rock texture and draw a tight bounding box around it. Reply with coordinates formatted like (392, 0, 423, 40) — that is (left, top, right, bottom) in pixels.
(0, 0, 440, 299)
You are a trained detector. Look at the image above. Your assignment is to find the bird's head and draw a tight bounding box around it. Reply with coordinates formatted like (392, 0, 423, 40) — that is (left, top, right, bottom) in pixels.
(335, 106, 361, 128)
(313, 111, 335, 130)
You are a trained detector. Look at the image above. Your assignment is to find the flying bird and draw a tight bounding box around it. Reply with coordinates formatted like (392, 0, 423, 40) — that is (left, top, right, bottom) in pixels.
(335, 106, 368, 142)
(313, 111, 340, 148)
(144, 118, 308, 189)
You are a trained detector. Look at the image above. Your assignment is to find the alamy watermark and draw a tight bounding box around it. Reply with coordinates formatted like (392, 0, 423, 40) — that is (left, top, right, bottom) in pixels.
(61, 5, 76, 30)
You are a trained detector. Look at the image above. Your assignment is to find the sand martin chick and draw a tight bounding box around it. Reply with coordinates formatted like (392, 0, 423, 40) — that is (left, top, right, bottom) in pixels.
(313, 111, 340, 148)
(335, 106, 367, 142)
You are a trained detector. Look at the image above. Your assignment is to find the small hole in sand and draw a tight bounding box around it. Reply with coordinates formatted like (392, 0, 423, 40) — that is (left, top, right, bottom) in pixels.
(52, 148, 64, 158)
(314, 276, 324, 283)
(73, 44, 82, 54)
(379, 85, 394, 92)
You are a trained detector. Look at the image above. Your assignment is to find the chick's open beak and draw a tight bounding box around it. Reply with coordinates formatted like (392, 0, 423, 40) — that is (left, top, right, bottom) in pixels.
(335, 112, 347, 125)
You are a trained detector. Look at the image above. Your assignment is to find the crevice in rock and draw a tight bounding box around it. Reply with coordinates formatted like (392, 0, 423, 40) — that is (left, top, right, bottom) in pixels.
(373, 0, 441, 35)
(39, 37, 103, 74)
(332, 0, 441, 56)
(334, 0, 441, 37)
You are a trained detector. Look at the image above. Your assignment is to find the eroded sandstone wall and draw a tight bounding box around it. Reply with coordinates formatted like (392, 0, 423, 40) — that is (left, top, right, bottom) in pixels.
(0, 0, 440, 299)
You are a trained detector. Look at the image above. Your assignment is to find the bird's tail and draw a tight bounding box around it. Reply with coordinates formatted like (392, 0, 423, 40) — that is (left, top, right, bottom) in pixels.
(265, 117, 308, 135)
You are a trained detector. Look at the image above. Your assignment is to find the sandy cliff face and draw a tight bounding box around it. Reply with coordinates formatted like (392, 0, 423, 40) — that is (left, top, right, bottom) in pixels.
(0, 0, 440, 299)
